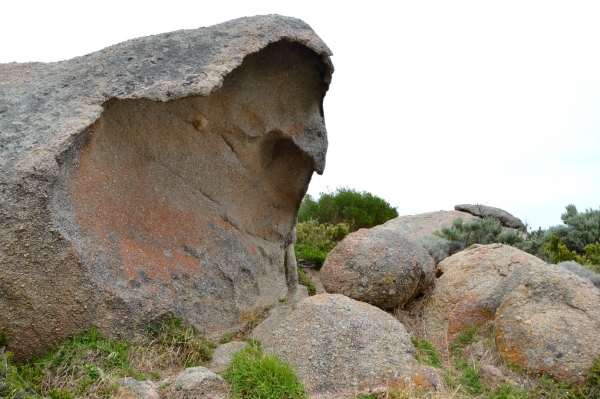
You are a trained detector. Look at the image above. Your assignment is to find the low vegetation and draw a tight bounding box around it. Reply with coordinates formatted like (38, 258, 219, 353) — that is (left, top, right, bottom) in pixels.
(0, 317, 214, 399)
(223, 343, 307, 399)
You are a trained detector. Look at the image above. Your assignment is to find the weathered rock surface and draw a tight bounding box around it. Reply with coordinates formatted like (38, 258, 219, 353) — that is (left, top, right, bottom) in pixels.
(0, 15, 333, 361)
(320, 228, 435, 310)
(375, 210, 479, 240)
(208, 341, 249, 373)
(454, 204, 525, 229)
(174, 367, 226, 397)
(424, 244, 548, 350)
(263, 294, 440, 399)
(495, 269, 600, 387)
(249, 284, 308, 343)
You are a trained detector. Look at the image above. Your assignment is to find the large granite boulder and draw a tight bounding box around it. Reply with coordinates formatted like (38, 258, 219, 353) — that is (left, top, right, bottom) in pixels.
(263, 294, 442, 399)
(375, 210, 479, 240)
(425, 244, 600, 386)
(320, 228, 436, 310)
(0, 15, 333, 361)
(424, 244, 548, 350)
(454, 204, 525, 229)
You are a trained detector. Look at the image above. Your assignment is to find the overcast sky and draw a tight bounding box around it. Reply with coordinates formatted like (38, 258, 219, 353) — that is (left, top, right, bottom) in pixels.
(2, 1, 599, 229)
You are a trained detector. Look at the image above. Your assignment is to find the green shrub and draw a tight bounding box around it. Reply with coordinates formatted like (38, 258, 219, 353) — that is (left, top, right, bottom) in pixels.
(298, 188, 398, 232)
(554, 205, 600, 253)
(224, 343, 307, 399)
(296, 219, 349, 253)
(294, 244, 327, 270)
(297, 267, 316, 296)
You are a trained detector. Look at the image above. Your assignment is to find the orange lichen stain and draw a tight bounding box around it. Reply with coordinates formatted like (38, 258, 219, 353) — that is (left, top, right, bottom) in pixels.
(447, 292, 495, 339)
(118, 237, 200, 287)
(69, 115, 226, 287)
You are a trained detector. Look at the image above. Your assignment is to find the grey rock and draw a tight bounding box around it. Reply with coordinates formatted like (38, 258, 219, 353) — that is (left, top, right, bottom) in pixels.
(174, 367, 226, 396)
(0, 15, 332, 361)
(495, 268, 600, 387)
(119, 377, 159, 399)
(320, 228, 435, 310)
(208, 341, 248, 373)
(454, 204, 525, 229)
(263, 294, 440, 398)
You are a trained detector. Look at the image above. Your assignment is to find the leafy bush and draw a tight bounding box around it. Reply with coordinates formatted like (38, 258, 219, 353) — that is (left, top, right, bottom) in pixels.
(298, 188, 398, 232)
(224, 343, 307, 399)
(552, 205, 600, 253)
(296, 219, 349, 253)
(294, 244, 327, 270)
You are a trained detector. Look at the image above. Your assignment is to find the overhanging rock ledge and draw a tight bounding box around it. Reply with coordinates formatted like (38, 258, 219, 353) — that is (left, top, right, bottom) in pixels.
(0, 15, 333, 361)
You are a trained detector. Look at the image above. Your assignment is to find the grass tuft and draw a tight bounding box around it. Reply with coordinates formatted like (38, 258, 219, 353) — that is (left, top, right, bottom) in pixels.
(223, 343, 307, 399)
(148, 316, 214, 367)
(411, 337, 442, 369)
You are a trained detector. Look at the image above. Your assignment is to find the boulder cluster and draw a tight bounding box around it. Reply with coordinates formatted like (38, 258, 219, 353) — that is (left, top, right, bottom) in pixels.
(2, 14, 599, 399)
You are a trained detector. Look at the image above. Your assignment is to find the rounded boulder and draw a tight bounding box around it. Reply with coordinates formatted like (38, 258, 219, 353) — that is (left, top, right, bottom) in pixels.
(320, 228, 435, 310)
(262, 294, 442, 398)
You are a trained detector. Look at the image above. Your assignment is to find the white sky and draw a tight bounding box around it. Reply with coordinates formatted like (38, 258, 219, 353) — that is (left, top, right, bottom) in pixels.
(2, 1, 599, 229)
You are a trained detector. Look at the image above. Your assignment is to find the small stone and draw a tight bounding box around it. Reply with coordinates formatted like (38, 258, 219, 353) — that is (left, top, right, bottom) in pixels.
(479, 365, 504, 383)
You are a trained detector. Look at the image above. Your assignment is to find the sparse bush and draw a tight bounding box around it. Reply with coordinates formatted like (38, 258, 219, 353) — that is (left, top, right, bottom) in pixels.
(224, 343, 307, 399)
(415, 236, 450, 265)
(434, 217, 522, 257)
(298, 188, 398, 232)
(556, 261, 600, 288)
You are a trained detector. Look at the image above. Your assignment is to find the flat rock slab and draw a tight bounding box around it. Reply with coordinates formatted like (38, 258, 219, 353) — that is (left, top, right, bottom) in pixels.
(454, 204, 524, 229)
(0, 15, 332, 361)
